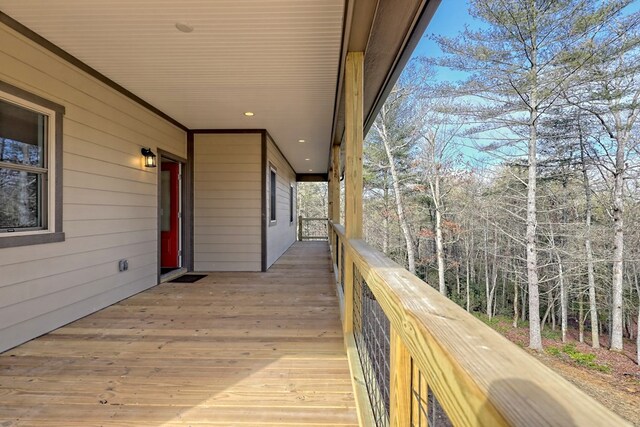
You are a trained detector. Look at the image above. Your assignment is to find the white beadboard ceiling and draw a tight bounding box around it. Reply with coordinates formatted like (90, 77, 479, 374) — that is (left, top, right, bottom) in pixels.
(0, 0, 345, 173)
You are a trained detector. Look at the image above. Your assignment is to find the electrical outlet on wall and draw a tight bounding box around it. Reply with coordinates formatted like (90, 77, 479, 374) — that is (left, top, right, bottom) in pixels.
(118, 259, 129, 272)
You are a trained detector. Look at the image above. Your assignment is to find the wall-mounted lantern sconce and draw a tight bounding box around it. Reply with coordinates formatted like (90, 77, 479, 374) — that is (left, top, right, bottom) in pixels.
(141, 148, 157, 168)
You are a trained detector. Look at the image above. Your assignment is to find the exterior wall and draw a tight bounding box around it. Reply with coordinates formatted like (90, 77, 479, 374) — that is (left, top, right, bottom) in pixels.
(0, 23, 186, 352)
(193, 133, 262, 271)
(266, 135, 296, 268)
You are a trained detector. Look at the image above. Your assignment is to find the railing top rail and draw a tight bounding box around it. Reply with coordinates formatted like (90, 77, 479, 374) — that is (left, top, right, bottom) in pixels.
(300, 217, 329, 221)
(333, 223, 345, 235)
(329, 221, 628, 427)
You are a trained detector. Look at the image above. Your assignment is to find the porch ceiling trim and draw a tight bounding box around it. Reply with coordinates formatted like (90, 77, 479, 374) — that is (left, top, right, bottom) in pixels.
(362, 0, 441, 135)
(331, 0, 441, 147)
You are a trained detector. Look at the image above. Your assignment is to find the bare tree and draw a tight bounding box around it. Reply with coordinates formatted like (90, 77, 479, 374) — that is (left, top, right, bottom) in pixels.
(418, 95, 464, 295)
(369, 82, 422, 273)
(565, 13, 640, 350)
(579, 117, 601, 348)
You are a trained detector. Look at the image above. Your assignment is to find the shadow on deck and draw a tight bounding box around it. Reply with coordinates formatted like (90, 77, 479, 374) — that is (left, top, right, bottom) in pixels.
(0, 241, 357, 426)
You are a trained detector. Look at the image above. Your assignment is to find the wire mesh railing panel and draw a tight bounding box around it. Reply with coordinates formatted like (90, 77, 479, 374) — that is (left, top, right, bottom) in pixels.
(353, 265, 390, 427)
(299, 217, 329, 240)
(411, 359, 453, 427)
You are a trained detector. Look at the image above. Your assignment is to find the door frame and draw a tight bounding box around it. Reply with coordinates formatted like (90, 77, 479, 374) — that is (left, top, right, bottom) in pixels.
(157, 149, 190, 282)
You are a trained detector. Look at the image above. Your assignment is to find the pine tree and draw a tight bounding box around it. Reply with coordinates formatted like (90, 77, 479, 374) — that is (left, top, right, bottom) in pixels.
(435, 0, 628, 350)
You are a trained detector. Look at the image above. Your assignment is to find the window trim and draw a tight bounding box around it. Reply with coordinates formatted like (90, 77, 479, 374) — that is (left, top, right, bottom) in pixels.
(0, 80, 65, 248)
(289, 183, 294, 225)
(269, 165, 277, 225)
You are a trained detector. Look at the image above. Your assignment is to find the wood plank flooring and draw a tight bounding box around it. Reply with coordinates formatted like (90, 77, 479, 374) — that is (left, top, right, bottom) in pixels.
(0, 242, 357, 426)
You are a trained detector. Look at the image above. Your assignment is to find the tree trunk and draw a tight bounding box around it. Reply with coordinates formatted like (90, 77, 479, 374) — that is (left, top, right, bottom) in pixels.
(465, 232, 474, 313)
(637, 295, 640, 365)
(580, 131, 600, 348)
(550, 226, 568, 343)
(579, 293, 584, 343)
(526, 105, 542, 350)
(428, 158, 446, 295)
(610, 131, 626, 351)
(637, 299, 640, 365)
(382, 177, 390, 255)
(378, 118, 416, 274)
(490, 226, 499, 318)
(524, 13, 543, 350)
(466, 250, 471, 313)
(541, 290, 557, 332)
(513, 275, 519, 328)
(632, 264, 640, 365)
(484, 224, 491, 317)
(559, 259, 567, 340)
(551, 290, 556, 331)
(501, 268, 507, 313)
(522, 285, 528, 322)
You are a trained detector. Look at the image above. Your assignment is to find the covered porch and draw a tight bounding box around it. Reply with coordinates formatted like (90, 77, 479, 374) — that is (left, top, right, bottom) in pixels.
(0, 242, 357, 426)
(0, 1, 634, 426)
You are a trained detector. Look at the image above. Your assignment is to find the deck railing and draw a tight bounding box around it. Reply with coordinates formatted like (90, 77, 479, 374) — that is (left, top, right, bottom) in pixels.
(329, 222, 628, 427)
(298, 216, 329, 241)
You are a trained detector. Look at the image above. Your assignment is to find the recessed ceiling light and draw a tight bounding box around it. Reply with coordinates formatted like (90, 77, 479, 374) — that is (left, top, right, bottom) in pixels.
(298, 139, 305, 143)
(175, 23, 194, 33)
(305, 158, 310, 161)
(244, 112, 254, 117)
(308, 169, 313, 172)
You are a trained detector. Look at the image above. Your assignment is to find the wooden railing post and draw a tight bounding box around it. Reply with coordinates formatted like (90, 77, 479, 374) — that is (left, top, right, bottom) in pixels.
(390, 327, 412, 427)
(298, 215, 303, 241)
(343, 51, 363, 335)
(343, 252, 354, 334)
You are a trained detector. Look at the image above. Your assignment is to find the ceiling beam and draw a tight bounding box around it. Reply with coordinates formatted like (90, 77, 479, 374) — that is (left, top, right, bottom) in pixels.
(296, 173, 328, 182)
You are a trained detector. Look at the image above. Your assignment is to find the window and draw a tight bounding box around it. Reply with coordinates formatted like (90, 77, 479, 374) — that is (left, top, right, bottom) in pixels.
(0, 81, 64, 248)
(289, 184, 294, 224)
(269, 166, 277, 223)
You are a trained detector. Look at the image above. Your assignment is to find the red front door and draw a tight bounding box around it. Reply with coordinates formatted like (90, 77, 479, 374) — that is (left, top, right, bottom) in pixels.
(161, 161, 180, 268)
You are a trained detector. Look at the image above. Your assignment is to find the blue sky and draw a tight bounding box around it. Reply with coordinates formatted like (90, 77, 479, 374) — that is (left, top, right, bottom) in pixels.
(410, 0, 640, 82)
(410, 0, 474, 82)
(413, 0, 473, 59)
(395, 0, 640, 167)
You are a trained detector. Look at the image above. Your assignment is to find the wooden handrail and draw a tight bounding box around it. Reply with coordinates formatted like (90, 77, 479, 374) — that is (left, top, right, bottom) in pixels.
(330, 222, 629, 427)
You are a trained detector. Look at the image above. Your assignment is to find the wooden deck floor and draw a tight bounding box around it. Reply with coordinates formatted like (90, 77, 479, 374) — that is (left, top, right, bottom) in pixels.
(0, 242, 357, 426)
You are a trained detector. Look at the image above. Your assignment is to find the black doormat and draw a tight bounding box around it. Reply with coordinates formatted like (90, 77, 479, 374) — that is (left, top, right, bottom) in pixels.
(169, 274, 207, 283)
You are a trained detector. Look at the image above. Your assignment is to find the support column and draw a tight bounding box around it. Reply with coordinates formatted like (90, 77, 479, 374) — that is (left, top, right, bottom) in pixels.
(327, 170, 334, 260)
(330, 144, 341, 224)
(344, 52, 364, 240)
(343, 51, 364, 335)
(328, 171, 333, 223)
(328, 145, 340, 267)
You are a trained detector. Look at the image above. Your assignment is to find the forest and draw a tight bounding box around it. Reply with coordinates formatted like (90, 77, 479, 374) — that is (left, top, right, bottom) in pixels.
(311, 0, 640, 365)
